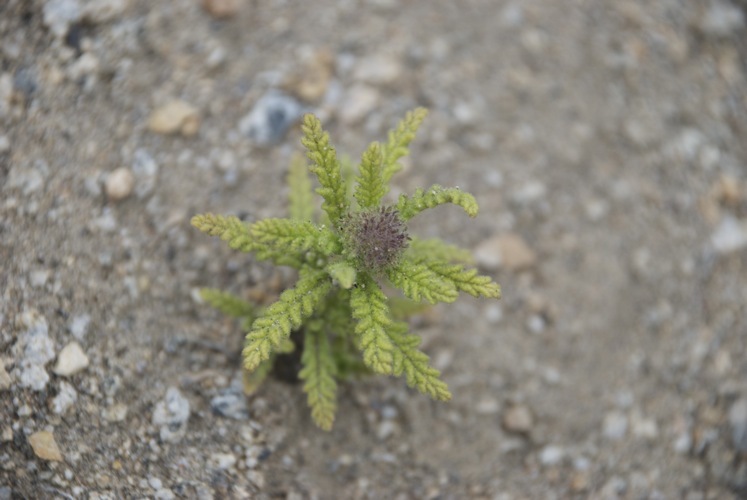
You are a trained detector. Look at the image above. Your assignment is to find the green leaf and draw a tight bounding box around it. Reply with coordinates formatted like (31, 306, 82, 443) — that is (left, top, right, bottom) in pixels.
(199, 288, 256, 319)
(387, 296, 431, 320)
(396, 185, 478, 221)
(382, 108, 428, 185)
(287, 152, 315, 221)
(243, 359, 273, 395)
(389, 322, 451, 401)
(242, 269, 331, 372)
(251, 218, 341, 259)
(425, 262, 501, 299)
(325, 260, 357, 289)
(407, 237, 474, 265)
(355, 141, 386, 209)
(191, 213, 254, 252)
(386, 258, 459, 304)
(299, 324, 338, 430)
(349, 273, 396, 374)
(301, 114, 349, 226)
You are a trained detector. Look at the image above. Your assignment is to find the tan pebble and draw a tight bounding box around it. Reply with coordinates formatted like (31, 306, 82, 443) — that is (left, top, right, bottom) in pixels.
(284, 48, 335, 102)
(0, 361, 11, 391)
(53, 342, 90, 377)
(502, 404, 534, 434)
(475, 233, 537, 272)
(148, 100, 200, 136)
(201, 0, 240, 19)
(570, 471, 590, 492)
(105, 167, 135, 202)
(28, 431, 63, 461)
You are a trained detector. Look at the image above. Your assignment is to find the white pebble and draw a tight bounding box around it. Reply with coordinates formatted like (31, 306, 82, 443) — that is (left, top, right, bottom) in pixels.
(53, 342, 90, 376)
(105, 167, 135, 202)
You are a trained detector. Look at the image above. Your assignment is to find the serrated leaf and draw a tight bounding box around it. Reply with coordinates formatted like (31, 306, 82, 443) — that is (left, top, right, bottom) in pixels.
(350, 273, 396, 374)
(301, 114, 349, 226)
(382, 108, 428, 185)
(199, 288, 256, 319)
(355, 141, 386, 209)
(287, 152, 315, 221)
(251, 218, 341, 259)
(407, 237, 474, 265)
(386, 258, 459, 304)
(326, 260, 357, 289)
(425, 262, 501, 299)
(388, 322, 451, 401)
(191, 213, 254, 252)
(299, 325, 338, 430)
(396, 185, 478, 221)
(242, 269, 331, 372)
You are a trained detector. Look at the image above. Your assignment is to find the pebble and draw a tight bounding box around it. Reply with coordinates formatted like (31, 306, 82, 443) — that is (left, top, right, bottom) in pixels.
(103, 403, 128, 422)
(131, 148, 159, 198)
(475, 397, 500, 415)
(68, 314, 91, 340)
(51, 381, 78, 414)
(502, 404, 533, 434)
(82, 0, 130, 23)
(698, 1, 745, 38)
(42, 0, 82, 39)
(152, 387, 191, 443)
(0, 135, 10, 153)
(729, 397, 747, 452)
(211, 392, 249, 420)
(209, 452, 237, 470)
(0, 362, 11, 390)
(353, 54, 403, 86)
(28, 430, 64, 461)
(200, 0, 240, 19)
(338, 85, 379, 125)
(474, 233, 537, 272)
(13, 310, 55, 391)
(539, 445, 564, 466)
(105, 167, 135, 202)
(239, 91, 304, 146)
(710, 216, 747, 255)
(148, 100, 200, 136)
(284, 48, 335, 102)
(53, 342, 90, 376)
(511, 181, 547, 205)
(603, 411, 628, 440)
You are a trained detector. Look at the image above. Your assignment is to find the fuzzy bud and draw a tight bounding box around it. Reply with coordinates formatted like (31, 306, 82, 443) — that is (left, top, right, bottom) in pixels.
(344, 207, 409, 272)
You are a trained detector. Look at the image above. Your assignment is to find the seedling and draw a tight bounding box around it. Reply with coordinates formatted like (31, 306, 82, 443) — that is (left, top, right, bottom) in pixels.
(192, 109, 500, 429)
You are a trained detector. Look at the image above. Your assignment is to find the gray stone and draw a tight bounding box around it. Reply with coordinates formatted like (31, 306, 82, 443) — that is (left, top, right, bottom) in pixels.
(211, 392, 249, 420)
(153, 387, 191, 443)
(13, 310, 55, 391)
(53, 341, 90, 376)
(239, 91, 303, 146)
(51, 381, 78, 414)
(69, 314, 91, 340)
(42, 0, 82, 39)
(729, 397, 747, 452)
(338, 85, 379, 125)
(132, 149, 159, 198)
(539, 445, 564, 466)
(603, 411, 628, 440)
(699, 1, 745, 38)
(711, 216, 747, 255)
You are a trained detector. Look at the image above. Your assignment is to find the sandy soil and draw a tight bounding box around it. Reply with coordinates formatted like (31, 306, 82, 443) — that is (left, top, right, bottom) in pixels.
(2, 0, 747, 498)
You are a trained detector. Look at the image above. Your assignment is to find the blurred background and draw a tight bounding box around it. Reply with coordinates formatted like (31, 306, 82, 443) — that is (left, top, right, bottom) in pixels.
(1, 0, 746, 497)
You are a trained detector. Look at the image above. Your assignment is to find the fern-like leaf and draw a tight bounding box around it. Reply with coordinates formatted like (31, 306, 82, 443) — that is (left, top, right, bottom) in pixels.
(287, 152, 315, 221)
(396, 185, 478, 221)
(425, 262, 501, 299)
(299, 324, 338, 430)
(386, 258, 459, 304)
(243, 360, 273, 395)
(200, 288, 256, 319)
(191, 213, 254, 252)
(407, 237, 474, 265)
(251, 218, 340, 259)
(355, 141, 386, 209)
(350, 273, 395, 374)
(389, 322, 451, 401)
(325, 260, 357, 289)
(382, 108, 428, 184)
(301, 114, 349, 226)
(243, 269, 331, 371)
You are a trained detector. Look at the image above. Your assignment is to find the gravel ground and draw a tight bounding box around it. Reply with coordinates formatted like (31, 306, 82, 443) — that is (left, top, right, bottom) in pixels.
(2, 0, 747, 498)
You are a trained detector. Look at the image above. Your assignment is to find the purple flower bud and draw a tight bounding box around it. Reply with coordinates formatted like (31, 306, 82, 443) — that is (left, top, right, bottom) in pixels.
(344, 207, 409, 272)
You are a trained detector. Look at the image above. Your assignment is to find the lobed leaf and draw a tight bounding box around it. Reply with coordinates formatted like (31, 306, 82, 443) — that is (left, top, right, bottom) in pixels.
(287, 152, 316, 222)
(424, 262, 501, 299)
(191, 213, 254, 252)
(396, 185, 478, 221)
(382, 108, 428, 185)
(251, 218, 341, 259)
(301, 114, 349, 226)
(299, 324, 338, 430)
(199, 288, 256, 319)
(354, 141, 386, 209)
(386, 258, 459, 304)
(242, 269, 331, 372)
(325, 260, 357, 289)
(407, 237, 474, 265)
(349, 273, 396, 374)
(388, 322, 451, 401)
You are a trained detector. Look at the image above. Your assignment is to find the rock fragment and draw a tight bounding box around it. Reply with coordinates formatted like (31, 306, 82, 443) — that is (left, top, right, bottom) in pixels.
(153, 387, 191, 443)
(338, 85, 379, 125)
(28, 431, 64, 462)
(729, 397, 747, 452)
(711, 216, 747, 255)
(53, 342, 90, 377)
(13, 311, 55, 391)
(105, 167, 135, 202)
(201, 0, 240, 19)
(239, 92, 303, 146)
(502, 404, 534, 434)
(474, 233, 537, 271)
(51, 381, 78, 414)
(148, 100, 200, 136)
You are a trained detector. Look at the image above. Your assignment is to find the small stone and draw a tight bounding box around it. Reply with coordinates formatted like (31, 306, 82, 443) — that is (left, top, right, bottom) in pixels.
(0, 362, 11, 391)
(51, 381, 78, 414)
(153, 387, 191, 443)
(28, 431, 64, 462)
(602, 411, 628, 440)
(211, 392, 249, 420)
(105, 167, 135, 202)
(698, 1, 745, 38)
(201, 0, 240, 19)
(68, 314, 91, 340)
(131, 148, 159, 198)
(511, 181, 547, 205)
(711, 216, 747, 255)
(103, 403, 128, 422)
(338, 85, 379, 125)
(43, 0, 82, 39)
(353, 54, 402, 86)
(13, 310, 55, 391)
(239, 91, 304, 146)
(82, 0, 130, 23)
(29, 269, 49, 288)
(474, 233, 537, 272)
(729, 397, 747, 452)
(503, 404, 534, 434)
(0, 135, 10, 153)
(539, 445, 564, 466)
(53, 342, 90, 377)
(284, 48, 335, 102)
(475, 397, 500, 415)
(148, 100, 200, 136)
(210, 452, 237, 470)
(376, 420, 397, 440)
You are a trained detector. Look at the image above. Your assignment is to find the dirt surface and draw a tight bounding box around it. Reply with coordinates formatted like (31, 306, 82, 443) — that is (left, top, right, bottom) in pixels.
(2, 0, 747, 498)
